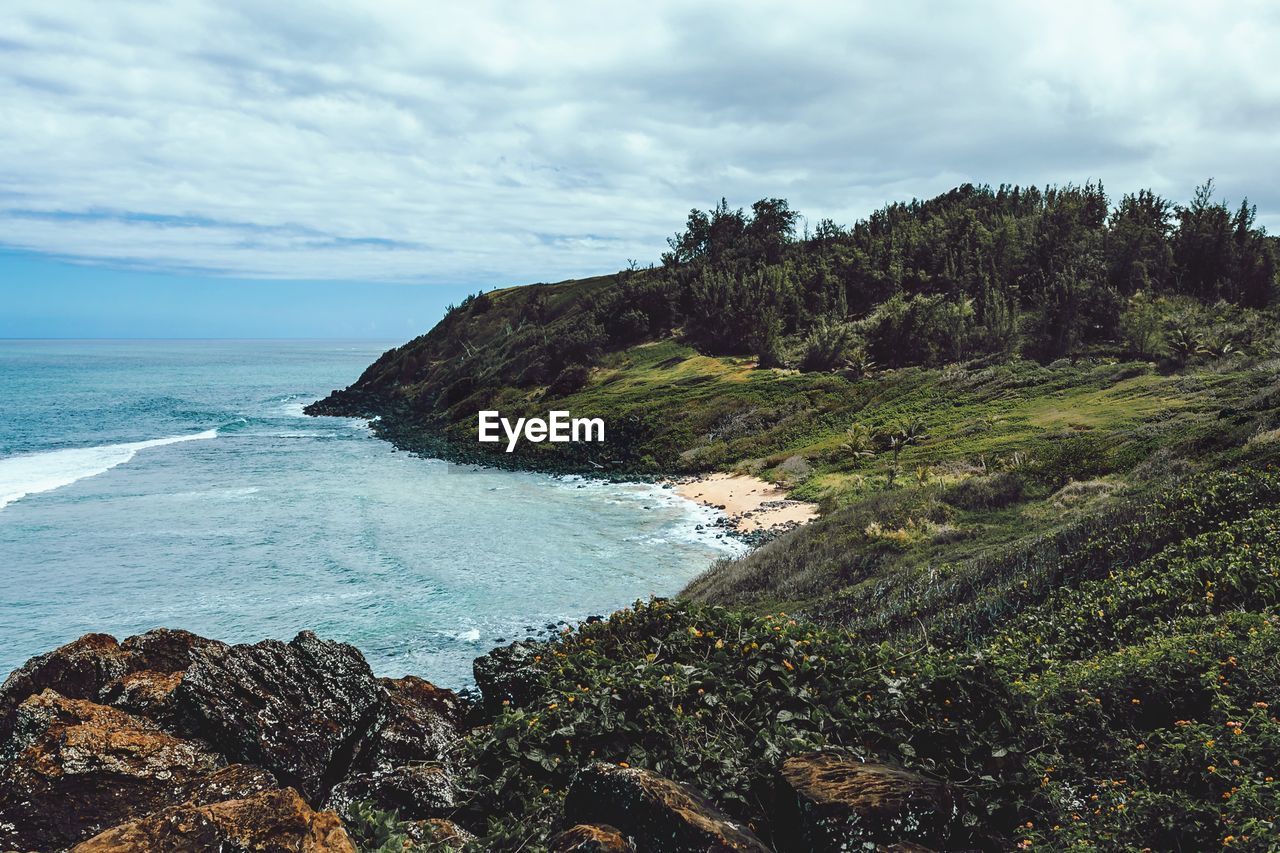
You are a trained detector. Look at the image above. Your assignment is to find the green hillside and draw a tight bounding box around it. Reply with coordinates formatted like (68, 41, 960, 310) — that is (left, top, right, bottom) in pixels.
(311, 182, 1280, 850)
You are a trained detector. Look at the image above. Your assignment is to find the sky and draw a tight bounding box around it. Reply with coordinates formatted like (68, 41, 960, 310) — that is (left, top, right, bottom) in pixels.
(1, 0, 1278, 338)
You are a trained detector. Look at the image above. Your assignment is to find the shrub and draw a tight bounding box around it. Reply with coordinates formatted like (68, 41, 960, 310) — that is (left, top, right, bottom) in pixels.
(548, 364, 591, 396)
(798, 318, 856, 372)
(864, 293, 978, 367)
(943, 471, 1025, 510)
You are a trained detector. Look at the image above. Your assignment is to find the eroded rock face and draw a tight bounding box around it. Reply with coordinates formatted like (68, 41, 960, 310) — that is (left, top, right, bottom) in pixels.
(174, 630, 383, 802)
(72, 787, 355, 852)
(473, 640, 544, 712)
(326, 764, 456, 822)
(773, 752, 956, 851)
(121, 628, 228, 674)
(0, 628, 226, 740)
(0, 691, 276, 850)
(564, 762, 769, 853)
(100, 669, 186, 726)
(550, 823, 636, 852)
(355, 675, 463, 772)
(0, 634, 131, 741)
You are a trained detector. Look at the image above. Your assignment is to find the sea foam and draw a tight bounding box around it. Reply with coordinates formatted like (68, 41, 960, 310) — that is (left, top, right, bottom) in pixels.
(0, 429, 218, 510)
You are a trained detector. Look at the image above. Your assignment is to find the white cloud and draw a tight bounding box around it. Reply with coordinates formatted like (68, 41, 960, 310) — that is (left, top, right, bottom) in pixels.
(1, 0, 1277, 284)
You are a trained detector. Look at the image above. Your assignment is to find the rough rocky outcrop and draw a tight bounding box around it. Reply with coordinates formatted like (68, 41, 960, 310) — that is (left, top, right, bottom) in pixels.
(564, 762, 770, 853)
(0, 628, 225, 741)
(355, 675, 464, 773)
(473, 639, 545, 712)
(326, 763, 456, 822)
(72, 787, 355, 852)
(0, 629, 481, 848)
(773, 752, 956, 851)
(550, 823, 636, 851)
(0, 634, 129, 740)
(100, 668, 186, 726)
(174, 630, 383, 802)
(0, 691, 276, 850)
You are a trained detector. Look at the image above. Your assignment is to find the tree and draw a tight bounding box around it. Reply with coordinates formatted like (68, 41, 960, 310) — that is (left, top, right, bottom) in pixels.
(1106, 190, 1174, 293)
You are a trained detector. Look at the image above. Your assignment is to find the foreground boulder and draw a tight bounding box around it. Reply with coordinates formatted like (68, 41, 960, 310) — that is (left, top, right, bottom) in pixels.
(326, 763, 456, 822)
(174, 630, 383, 802)
(355, 675, 464, 773)
(0, 634, 129, 740)
(564, 762, 769, 852)
(100, 667, 186, 726)
(0, 691, 276, 850)
(72, 787, 354, 852)
(550, 823, 636, 851)
(773, 753, 955, 851)
(0, 629, 225, 740)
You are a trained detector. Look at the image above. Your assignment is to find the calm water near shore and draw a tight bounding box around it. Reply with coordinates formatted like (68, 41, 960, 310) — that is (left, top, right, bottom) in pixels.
(0, 340, 739, 686)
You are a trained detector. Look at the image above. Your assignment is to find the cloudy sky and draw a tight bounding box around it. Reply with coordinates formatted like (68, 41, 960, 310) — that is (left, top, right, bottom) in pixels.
(2, 0, 1278, 336)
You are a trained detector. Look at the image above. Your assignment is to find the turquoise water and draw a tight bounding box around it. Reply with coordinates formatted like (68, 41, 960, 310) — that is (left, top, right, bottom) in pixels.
(0, 340, 737, 686)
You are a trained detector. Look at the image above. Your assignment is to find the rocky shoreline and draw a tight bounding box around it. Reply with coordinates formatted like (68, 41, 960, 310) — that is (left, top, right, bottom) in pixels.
(1, 627, 959, 852)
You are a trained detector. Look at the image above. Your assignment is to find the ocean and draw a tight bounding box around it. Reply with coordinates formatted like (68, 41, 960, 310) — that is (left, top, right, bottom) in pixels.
(0, 340, 739, 686)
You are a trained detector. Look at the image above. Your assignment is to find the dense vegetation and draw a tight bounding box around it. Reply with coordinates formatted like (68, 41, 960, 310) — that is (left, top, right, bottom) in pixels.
(312, 182, 1280, 850)
(312, 180, 1276, 472)
(357, 471, 1280, 851)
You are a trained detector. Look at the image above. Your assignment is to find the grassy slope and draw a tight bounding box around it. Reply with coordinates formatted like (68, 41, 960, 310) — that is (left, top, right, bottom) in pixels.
(316, 273, 1280, 850)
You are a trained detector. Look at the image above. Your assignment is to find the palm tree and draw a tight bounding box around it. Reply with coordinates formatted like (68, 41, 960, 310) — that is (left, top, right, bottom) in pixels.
(841, 422, 876, 459)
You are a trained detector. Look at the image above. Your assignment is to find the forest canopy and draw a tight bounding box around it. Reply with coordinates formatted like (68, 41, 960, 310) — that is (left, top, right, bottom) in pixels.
(377, 180, 1278, 416)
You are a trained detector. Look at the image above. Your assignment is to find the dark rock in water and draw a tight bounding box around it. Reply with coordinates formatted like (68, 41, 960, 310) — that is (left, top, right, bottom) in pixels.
(473, 640, 544, 712)
(327, 764, 456, 821)
(773, 752, 956, 851)
(564, 762, 769, 852)
(174, 630, 382, 802)
(0, 691, 276, 850)
(550, 823, 635, 851)
(354, 675, 463, 773)
(72, 787, 354, 852)
(0, 629, 225, 741)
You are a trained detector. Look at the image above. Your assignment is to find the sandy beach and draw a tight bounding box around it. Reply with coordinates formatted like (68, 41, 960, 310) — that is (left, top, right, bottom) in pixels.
(674, 472, 819, 534)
